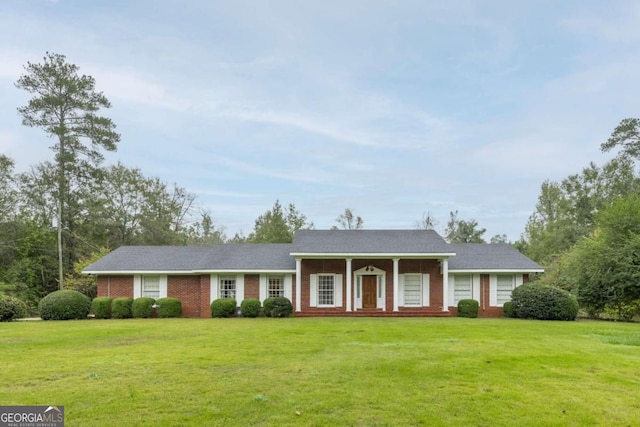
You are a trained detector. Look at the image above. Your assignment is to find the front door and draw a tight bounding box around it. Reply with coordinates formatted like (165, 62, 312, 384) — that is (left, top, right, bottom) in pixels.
(362, 275, 377, 309)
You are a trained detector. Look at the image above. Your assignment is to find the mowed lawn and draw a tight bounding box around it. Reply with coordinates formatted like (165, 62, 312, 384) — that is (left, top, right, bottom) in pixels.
(1, 318, 639, 426)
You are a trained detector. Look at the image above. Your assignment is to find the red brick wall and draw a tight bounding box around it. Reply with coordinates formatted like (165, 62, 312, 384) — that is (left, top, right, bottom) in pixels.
(199, 275, 210, 318)
(301, 259, 346, 313)
(168, 275, 202, 318)
(97, 276, 134, 298)
(244, 274, 259, 299)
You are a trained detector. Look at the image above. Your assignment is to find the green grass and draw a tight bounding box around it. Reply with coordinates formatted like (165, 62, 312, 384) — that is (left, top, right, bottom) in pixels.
(1, 318, 639, 426)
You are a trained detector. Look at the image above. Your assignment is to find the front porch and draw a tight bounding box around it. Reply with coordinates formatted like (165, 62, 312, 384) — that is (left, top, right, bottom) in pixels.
(294, 257, 453, 314)
(295, 308, 453, 317)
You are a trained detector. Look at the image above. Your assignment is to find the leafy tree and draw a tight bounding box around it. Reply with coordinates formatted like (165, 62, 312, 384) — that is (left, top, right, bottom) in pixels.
(63, 248, 111, 299)
(557, 195, 640, 318)
(15, 52, 120, 288)
(184, 210, 226, 245)
(601, 118, 640, 161)
(520, 158, 640, 264)
(332, 208, 363, 230)
(490, 234, 509, 244)
(444, 211, 486, 243)
(248, 200, 313, 243)
(0, 155, 17, 221)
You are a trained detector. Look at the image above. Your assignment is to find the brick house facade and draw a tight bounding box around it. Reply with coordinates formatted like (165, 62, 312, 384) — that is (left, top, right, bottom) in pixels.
(85, 230, 543, 318)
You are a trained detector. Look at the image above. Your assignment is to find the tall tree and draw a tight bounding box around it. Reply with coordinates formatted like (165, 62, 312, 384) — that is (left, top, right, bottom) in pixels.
(0, 155, 17, 221)
(184, 210, 226, 245)
(601, 118, 640, 161)
(444, 211, 486, 243)
(333, 208, 363, 230)
(521, 158, 640, 264)
(15, 52, 120, 288)
(248, 200, 313, 243)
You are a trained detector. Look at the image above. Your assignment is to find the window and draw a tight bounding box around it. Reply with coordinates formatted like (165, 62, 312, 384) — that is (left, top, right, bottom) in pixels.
(318, 274, 334, 306)
(268, 276, 284, 298)
(219, 276, 236, 299)
(403, 274, 421, 306)
(497, 275, 514, 305)
(454, 275, 472, 304)
(142, 276, 160, 299)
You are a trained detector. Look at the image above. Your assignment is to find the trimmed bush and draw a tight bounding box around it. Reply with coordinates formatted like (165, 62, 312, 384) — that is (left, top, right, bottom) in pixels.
(91, 297, 113, 319)
(240, 298, 261, 318)
(132, 297, 156, 318)
(156, 297, 182, 318)
(0, 295, 28, 322)
(38, 290, 91, 320)
(263, 297, 276, 317)
(511, 282, 579, 321)
(111, 297, 134, 319)
(503, 301, 515, 318)
(211, 298, 237, 318)
(264, 297, 293, 318)
(457, 299, 479, 318)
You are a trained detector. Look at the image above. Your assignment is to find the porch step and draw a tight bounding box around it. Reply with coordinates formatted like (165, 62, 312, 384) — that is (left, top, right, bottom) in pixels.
(295, 310, 452, 318)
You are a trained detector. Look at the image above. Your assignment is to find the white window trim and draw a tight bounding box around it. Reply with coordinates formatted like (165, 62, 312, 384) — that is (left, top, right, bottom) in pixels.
(219, 275, 237, 300)
(310, 273, 343, 308)
(399, 273, 430, 307)
(259, 274, 293, 303)
(449, 274, 473, 306)
(134, 275, 167, 299)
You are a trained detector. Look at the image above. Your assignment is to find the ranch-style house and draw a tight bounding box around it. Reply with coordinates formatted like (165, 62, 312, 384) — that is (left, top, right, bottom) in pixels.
(83, 229, 543, 317)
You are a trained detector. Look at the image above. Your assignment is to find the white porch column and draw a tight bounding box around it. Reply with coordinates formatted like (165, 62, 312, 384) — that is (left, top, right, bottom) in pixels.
(295, 258, 302, 312)
(346, 258, 352, 312)
(442, 258, 449, 311)
(393, 258, 399, 312)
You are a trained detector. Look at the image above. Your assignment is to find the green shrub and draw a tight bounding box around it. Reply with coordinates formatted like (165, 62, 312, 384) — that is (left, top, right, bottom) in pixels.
(240, 298, 261, 318)
(0, 295, 28, 322)
(511, 282, 579, 321)
(132, 297, 156, 318)
(602, 300, 640, 322)
(91, 297, 113, 319)
(211, 298, 237, 318)
(265, 297, 293, 318)
(263, 297, 276, 317)
(38, 290, 91, 321)
(156, 297, 182, 318)
(111, 297, 134, 319)
(457, 299, 479, 318)
(503, 301, 515, 318)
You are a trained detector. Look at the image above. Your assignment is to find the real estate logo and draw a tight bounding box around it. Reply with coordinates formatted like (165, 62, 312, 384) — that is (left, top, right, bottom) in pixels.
(0, 406, 64, 427)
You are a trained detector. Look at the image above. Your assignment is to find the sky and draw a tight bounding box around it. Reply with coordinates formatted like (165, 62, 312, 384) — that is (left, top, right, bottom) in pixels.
(1, 0, 639, 241)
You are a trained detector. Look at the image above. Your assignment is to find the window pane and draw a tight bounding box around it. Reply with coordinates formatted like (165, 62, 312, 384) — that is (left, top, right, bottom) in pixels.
(496, 275, 513, 305)
(318, 275, 334, 306)
(268, 276, 284, 298)
(454, 275, 472, 303)
(220, 277, 236, 299)
(142, 276, 160, 299)
(404, 274, 421, 306)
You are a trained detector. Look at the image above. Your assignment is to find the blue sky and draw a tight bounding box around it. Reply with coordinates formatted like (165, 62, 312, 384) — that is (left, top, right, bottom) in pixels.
(1, 0, 639, 240)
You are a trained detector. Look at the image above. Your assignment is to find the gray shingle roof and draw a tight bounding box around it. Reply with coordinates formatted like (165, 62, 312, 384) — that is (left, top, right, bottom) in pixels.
(83, 244, 295, 273)
(448, 243, 543, 271)
(291, 229, 453, 254)
(83, 232, 542, 274)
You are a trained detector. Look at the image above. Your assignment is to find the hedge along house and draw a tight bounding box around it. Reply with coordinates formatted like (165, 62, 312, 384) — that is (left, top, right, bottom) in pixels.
(83, 230, 543, 318)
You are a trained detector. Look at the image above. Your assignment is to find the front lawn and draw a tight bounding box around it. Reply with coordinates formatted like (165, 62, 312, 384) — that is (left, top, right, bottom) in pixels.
(1, 318, 638, 426)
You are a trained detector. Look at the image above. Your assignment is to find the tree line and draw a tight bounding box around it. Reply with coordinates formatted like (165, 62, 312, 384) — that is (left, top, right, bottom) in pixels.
(517, 118, 640, 320)
(3, 52, 639, 319)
